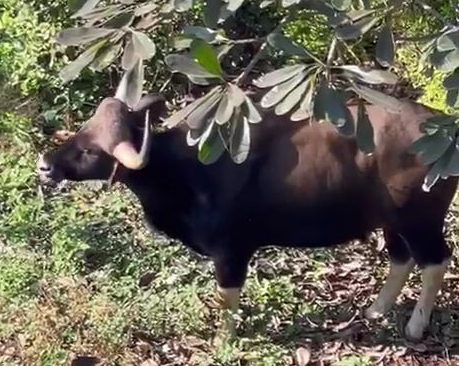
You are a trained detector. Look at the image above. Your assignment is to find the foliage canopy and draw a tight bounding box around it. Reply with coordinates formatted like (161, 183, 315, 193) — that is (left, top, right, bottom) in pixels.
(55, 0, 459, 191)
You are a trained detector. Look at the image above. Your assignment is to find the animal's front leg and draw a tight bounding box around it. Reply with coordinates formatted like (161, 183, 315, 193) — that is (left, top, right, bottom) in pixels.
(212, 251, 251, 344)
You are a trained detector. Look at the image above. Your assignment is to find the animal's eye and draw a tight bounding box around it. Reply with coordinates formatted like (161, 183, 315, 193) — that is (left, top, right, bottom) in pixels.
(82, 148, 93, 155)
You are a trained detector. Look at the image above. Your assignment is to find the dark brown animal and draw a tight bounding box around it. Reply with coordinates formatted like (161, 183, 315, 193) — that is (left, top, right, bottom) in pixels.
(37, 92, 458, 341)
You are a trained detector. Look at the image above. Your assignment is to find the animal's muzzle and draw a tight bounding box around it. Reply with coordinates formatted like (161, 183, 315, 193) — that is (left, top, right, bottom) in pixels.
(37, 154, 61, 185)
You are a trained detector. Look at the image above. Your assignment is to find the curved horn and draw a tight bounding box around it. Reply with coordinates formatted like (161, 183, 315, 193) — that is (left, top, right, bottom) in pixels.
(112, 109, 151, 170)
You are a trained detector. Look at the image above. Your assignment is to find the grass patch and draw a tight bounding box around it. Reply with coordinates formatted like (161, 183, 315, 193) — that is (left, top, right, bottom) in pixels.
(2, 111, 459, 365)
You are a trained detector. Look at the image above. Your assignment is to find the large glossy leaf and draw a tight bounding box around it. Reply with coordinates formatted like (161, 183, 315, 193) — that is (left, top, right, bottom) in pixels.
(135, 2, 159, 16)
(291, 79, 315, 122)
(198, 120, 225, 164)
(335, 15, 380, 40)
(163, 92, 215, 128)
(184, 25, 222, 42)
(190, 39, 224, 77)
(59, 39, 107, 83)
(227, 83, 245, 107)
(267, 32, 312, 59)
(376, 24, 395, 67)
(430, 49, 459, 73)
(436, 30, 459, 52)
(230, 116, 251, 164)
(204, 0, 224, 28)
(115, 58, 144, 108)
(79, 4, 122, 22)
(274, 78, 309, 116)
(121, 37, 139, 70)
(132, 30, 156, 59)
(261, 71, 306, 109)
(215, 92, 234, 125)
(409, 130, 453, 165)
(186, 89, 223, 130)
(339, 65, 398, 84)
(443, 70, 459, 89)
(226, 0, 245, 12)
(346, 9, 376, 21)
(173, 0, 193, 12)
(313, 81, 349, 127)
(56, 27, 114, 46)
(349, 81, 403, 112)
(356, 99, 375, 154)
(442, 141, 459, 176)
(244, 95, 262, 123)
(446, 89, 459, 108)
(71, 0, 102, 18)
(165, 54, 222, 79)
(331, 0, 351, 11)
(421, 146, 454, 192)
(253, 64, 306, 88)
(90, 42, 121, 71)
(103, 11, 135, 29)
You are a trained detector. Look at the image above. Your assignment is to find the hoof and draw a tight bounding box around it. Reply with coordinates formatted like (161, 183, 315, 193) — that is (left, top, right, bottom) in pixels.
(404, 321, 425, 341)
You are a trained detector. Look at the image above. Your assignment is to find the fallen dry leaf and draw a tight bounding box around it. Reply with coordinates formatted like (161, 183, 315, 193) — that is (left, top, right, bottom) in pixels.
(295, 346, 311, 366)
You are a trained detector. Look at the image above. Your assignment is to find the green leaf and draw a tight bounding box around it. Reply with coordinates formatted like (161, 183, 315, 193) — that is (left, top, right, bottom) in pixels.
(78, 5, 122, 21)
(71, 0, 102, 18)
(230, 116, 251, 164)
(55, 27, 115, 46)
(433, 49, 459, 73)
(215, 92, 234, 125)
(132, 30, 156, 59)
(204, 0, 224, 28)
(446, 89, 459, 108)
(339, 65, 398, 84)
(243, 95, 262, 124)
(443, 70, 459, 89)
(356, 99, 375, 155)
(59, 39, 107, 83)
(165, 54, 222, 79)
(115, 58, 144, 108)
(274, 79, 309, 116)
(103, 11, 135, 28)
(135, 2, 159, 16)
(173, 0, 193, 12)
(227, 84, 246, 107)
(346, 9, 376, 22)
(267, 32, 312, 59)
(260, 71, 306, 109)
(121, 37, 139, 70)
(335, 15, 380, 40)
(410, 130, 453, 165)
(291, 79, 315, 122)
(442, 140, 459, 176)
(163, 93, 212, 128)
(313, 81, 349, 127)
(198, 120, 225, 165)
(376, 24, 395, 67)
(190, 39, 224, 77)
(331, 0, 351, 11)
(90, 42, 121, 71)
(349, 82, 403, 112)
(183, 25, 222, 42)
(186, 88, 223, 130)
(254, 64, 306, 88)
(421, 145, 455, 192)
(282, 0, 301, 7)
(436, 30, 459, 52)
(260, 0, 276, 8)
(226, 0, 245, 12)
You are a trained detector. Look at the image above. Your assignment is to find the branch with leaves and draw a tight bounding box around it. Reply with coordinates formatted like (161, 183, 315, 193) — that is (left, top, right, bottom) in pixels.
(55, 0, 459, 191)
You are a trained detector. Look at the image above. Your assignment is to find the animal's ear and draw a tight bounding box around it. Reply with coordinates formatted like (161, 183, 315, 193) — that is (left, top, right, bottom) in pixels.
(132, 94, 166, 125)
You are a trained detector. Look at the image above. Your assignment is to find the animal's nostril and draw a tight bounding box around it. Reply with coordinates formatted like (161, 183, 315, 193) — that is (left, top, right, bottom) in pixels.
(37, 154, 53, 173)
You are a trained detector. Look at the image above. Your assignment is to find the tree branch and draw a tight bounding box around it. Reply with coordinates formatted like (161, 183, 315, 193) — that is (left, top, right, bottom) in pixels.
(413, 0, 451, 26)
(234, 14, 292, 85)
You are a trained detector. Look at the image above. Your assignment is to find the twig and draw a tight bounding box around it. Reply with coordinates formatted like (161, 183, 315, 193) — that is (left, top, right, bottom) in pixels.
(326, 37, 338, 67)
(413, 0, 451, 26)
(234, 14, 293, 85)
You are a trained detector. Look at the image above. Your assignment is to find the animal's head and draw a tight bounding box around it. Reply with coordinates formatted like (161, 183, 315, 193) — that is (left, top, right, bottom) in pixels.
(37, 93, 166, 186)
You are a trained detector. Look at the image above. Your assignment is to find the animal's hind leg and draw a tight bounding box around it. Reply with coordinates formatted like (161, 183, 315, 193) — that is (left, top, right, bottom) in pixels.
(365, 229, 415, 319)
(402, 227, 451, 340)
